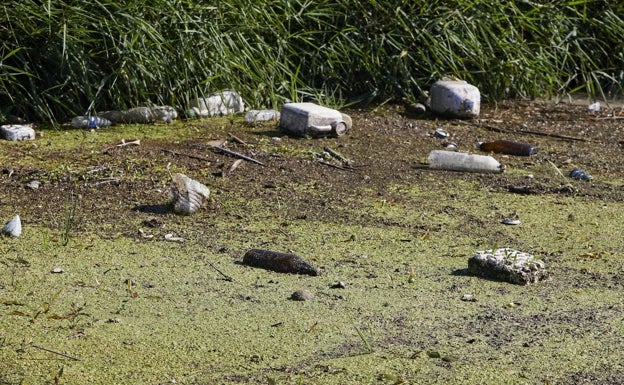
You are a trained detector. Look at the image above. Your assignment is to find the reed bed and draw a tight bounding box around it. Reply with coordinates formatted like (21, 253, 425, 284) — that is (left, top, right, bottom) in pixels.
(0, 0, 622, 123)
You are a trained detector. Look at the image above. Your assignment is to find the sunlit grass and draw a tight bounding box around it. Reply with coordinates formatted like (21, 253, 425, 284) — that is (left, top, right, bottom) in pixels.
(0, 0, 623, 123)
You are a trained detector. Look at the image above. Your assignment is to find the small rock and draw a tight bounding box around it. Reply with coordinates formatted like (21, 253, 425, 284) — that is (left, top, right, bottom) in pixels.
(461, 293, 477, 302)
(1, 124, 36, 141)
(2, 215, 22, 237)
(290, 289, 314, 301)
(25, 180, 40, 190)
(429, 79, 480, 118)
(51, 267, 64, 274)
(501, 218, 521, 225)
(331, 281, 347, 289)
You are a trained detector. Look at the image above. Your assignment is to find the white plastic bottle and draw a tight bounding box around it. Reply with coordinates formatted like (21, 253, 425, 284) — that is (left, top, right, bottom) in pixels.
(245, 109, 280, 123)
(428, 150, 504, 173)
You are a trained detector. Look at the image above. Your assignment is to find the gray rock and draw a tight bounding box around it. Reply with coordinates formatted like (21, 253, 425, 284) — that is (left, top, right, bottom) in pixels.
(290, 289, 314, 301)
(468, 248, 548, 285)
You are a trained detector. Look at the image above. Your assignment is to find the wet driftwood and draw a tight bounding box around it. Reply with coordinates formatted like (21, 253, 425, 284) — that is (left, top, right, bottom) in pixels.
(242, 249, 319, 276)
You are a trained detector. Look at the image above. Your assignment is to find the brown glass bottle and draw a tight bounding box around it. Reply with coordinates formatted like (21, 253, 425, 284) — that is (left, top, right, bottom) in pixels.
(478, 140, 537, 156)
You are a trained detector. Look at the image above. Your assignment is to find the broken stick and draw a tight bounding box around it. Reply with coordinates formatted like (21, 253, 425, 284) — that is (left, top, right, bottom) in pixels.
(214, 146, 266, 166)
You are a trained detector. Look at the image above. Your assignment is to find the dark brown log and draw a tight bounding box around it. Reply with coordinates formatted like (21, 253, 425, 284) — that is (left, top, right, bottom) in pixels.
(242, 249, 318, 276)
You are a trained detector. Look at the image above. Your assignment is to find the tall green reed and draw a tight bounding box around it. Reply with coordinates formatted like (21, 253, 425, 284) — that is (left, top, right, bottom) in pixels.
(0, 0, 622, 124)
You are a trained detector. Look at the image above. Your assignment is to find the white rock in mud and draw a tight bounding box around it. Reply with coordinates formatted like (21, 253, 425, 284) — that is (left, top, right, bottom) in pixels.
(430, 80, 480, 118)
(2, 215, 22, 237)
(168, 173, 210, 215)
(468, 248, 548, 285)
(1, 124, 35, 141)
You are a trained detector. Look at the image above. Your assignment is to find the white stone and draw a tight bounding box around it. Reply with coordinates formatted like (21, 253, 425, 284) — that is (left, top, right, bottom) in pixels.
(1, 124, 35, 141)
(429, 80, 480, 118)
(280, 102, 351, 137)
(2, 215, 22, 237)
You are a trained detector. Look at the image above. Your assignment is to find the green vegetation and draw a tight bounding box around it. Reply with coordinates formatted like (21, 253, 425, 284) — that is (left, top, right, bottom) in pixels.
(1, 0, 623, 123)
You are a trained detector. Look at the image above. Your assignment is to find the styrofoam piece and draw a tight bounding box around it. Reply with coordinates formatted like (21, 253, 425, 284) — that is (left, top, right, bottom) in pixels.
(1, 124, 35, 141)
(430, 80, 480, 118)
(468, 248, 548, 285)
(428, 150, 504, 173)
(280, 102, 351, 137)
(190, 91, 245, 117)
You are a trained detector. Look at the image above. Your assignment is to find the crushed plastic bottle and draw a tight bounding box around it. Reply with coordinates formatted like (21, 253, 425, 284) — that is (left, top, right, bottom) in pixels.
(71, 116, 112, 129)
(478, 140, 537, 156)
(245, 109, 280, 123)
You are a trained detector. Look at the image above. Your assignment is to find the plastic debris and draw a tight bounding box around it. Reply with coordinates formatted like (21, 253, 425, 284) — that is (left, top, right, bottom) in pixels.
(98, 106, 178, 124)
(280, 102, 351, 137)
(468, 248, 548, 285)
(428, 150, 504, 173)
(71, 116, 112, 129)
(245, 109, 280, 123)
(168, 173, 210, 215)
(190, 91, 245, 117)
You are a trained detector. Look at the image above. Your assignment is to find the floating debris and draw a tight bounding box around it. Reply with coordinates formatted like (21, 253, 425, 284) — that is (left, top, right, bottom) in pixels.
(428, 150, 504, 173)
(190, 91, 245, 117)
(501, 218, 521, 225)
(242, 249, 319, 276)
(2, 215, 22, 237)
(168, 173, 210, 215)
(478, 140, 537, 156)
(468, 248, 548, 285)
(280, 102, 351, 137)
(164, 233, 185, 243)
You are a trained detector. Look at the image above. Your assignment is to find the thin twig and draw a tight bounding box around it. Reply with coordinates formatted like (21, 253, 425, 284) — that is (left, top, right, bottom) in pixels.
(161, 148, 214, 163)
(206, 260, 234, 281)
(318, 160, 355, 172)
(324, 147, 352, 166)
(454, 121, 587, 142)
(31, 344, 81, 361)
(227, 132, 248, 145)
(214, 146, 266, 166)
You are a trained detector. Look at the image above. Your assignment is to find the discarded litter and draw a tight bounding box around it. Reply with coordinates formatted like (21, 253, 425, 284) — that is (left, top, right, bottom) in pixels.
(587, 102, 601, 112)
(70, 116, 112, 129)
(168, 173, 210, 215)
(429, 79, 480, 118)
(280, 102, 351, 137)
(501, 218, 521, 225)
(569, 168, 593, 181)
(98, 106, 177, 124)
(468, 248, 548, 285)
(242, 249, 319, 276)
(189, 90, 245, 117)
(245, 109, 280, 123)
(428, 150, 504, 173)
(433, 128, 449, 138)
(1, 124, 36, 141)
(2, 215, 22, 237)
(478, 140, 537, 156)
